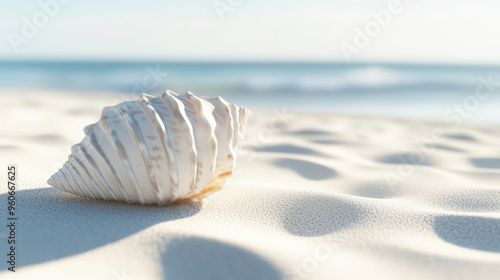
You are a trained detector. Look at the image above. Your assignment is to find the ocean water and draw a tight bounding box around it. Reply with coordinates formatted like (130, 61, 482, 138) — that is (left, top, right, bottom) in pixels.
(1, 62, 499, 124)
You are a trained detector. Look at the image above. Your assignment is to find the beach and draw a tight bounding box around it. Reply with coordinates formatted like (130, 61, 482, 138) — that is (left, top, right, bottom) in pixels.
(1, 90, 500, 280)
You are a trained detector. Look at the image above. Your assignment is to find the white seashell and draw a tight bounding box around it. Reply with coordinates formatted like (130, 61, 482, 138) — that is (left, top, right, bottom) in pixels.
(47, 90, 250, 205)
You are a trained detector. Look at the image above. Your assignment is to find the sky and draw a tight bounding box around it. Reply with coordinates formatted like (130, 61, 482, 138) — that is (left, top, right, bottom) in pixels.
(1, 0, 499, 64)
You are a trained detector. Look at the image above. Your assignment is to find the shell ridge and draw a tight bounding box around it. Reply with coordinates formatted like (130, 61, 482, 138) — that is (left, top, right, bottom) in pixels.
(194, 96, 234, 192)
(65, 161, 97, 198)
(175, 92, 203, 197)
(214, 98, 236, 173)
(65, 160, 98, 199)
(100, 114, 144, 203)
(137, 96, 175, 204)
(59, 162, 86, 196)
(72, 143, 118, 200)
(168, 92, 198, 198)
(149, 96, 181, 203)
(80, 143, 120, 201)
(71, 153, 108, 198)
(53, 172, 73, 194)
(78, 144, 117, 200)
(228, 103, 239, 150)
(119, 102, 159, 202)
(214, 98, 237, 189)
(124, 99, 164, 205)
(59, 164, 86, 197)
(109, 129, 145, 203)
(159, 92, 197, 200)
(87, 125, 133, 202)
(178, 93, 218, 196)
(222, 102, 237, 187)
(51, 169, 71, 193)
(64, 157, 91, 196)
(112, 106, 148, 204)
(67, 159, 106, 200)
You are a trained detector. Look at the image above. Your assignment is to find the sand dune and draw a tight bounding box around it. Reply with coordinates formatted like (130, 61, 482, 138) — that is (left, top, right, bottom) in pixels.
(1, 91, 499, 279)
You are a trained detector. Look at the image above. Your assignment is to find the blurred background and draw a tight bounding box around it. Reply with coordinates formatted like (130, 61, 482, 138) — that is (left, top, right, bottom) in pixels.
(1, 0, 499, 124)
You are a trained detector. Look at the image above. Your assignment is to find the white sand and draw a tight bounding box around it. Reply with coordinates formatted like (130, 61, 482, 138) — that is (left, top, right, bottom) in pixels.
(1, 90, 500, 280)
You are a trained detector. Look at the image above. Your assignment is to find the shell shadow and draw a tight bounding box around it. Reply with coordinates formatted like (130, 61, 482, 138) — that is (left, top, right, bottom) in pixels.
(274, 158, 337, 180)
(282, 195, 366, 237)
(161, 237, 282, 280)
(3, 188, 201, 268)
(433, 215, 500, 252)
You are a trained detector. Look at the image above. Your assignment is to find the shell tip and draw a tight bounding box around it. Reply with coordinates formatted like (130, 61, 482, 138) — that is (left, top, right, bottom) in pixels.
(164, 90, 178, 96)
(139, 93, 154, 100)
(47, 174, 56, 187)
(47, 171, 66, 191)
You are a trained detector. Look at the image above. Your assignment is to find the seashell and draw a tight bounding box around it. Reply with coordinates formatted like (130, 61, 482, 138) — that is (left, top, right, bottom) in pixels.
(47, 90, 250, 205)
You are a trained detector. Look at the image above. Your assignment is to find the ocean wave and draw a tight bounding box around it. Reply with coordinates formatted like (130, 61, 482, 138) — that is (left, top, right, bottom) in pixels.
(240, 66, 474, 93)
(0, 63, 487, 95)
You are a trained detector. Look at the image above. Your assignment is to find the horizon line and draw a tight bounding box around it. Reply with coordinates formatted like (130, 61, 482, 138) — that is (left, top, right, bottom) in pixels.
(1, 59, 499, 68)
